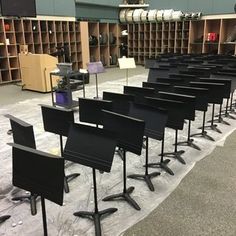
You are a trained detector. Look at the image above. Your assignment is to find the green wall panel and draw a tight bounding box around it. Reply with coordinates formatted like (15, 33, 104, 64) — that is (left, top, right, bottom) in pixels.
(76, 3, 119, 21)
(36, 0, 75, 16)
(148, 0, 236, 14)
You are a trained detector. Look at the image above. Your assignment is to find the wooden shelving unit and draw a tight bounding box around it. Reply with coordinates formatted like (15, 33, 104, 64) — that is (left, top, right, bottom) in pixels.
(128, 16, 236, 65)
(87, 22, 126, 67)
(127, 21, 190, 63)
(0, 17, 85, 85)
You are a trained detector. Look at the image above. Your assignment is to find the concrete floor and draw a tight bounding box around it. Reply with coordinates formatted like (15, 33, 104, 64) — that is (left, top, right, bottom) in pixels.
(0, 65, 147, 106)
(1, 66, 236, 236)
(123, 130, 236, 236)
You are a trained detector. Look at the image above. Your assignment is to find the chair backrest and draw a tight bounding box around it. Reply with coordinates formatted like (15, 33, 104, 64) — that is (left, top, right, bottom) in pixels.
(9, 143, 64, 205)
(102, 110, 145, 156)
(5, 114, 36, 149)
(40, 104, 74, 137)
(64, 123, 117, 172)
(79, 98, 112, 125)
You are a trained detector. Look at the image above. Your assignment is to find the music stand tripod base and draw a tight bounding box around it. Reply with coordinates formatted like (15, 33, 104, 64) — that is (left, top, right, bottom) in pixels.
(0, 215, 11, 224)
(103, 150, 141, 211)
(74, 169, 117, 236)
(128, 138, 160, 192)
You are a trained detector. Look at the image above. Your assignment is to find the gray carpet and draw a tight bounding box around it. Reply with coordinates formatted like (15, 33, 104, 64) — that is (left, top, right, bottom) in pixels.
(123, 130, 236, 236)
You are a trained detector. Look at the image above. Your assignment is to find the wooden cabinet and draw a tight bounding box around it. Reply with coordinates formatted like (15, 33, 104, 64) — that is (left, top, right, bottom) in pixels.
(0, 17, 84, 85)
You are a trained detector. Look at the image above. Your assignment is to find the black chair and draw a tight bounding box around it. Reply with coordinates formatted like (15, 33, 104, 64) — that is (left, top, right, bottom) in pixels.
(5, 114, 38, 215)
(190, 82, 225, 137)
(64, 123, 117, 236)
(127, 103, 168, 191)
(40, 105, 80, 193)
(145, 97, 185, 175)
(174, 86, 209, 149)
(157, 92, 197, 159)
(9, 143, 64, 236)
(102, 110, 145, 211)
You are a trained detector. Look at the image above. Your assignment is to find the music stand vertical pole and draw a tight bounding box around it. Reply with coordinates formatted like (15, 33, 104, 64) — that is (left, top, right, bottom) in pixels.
(95, 73, 99, 98)
(123, 150, 127, 192)
(41, 197, 48, 236)
(60, 135, 69, 193)
(126, 69, 128, 86)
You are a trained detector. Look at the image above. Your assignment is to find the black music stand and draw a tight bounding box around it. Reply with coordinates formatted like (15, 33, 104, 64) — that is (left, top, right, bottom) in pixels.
(174, 86, 209, 149)
(200, 78, 232, 126)
(40, 105, 80, 193)
(127, 103, 168, 191)
(148, 67, 169, 82)
(145, 97, 185, 174)
(87, 61, 105, 99)
(102, 92, 135, 159)
(103, 91, 134, 116)
(63, 124, 117, 236)
(211, 71, 236, 119)
(190, 82, 224, 135)
(124, 86, 156, 105)
(0, 215, 10, 224)
(79, 98, 112, 127)
(5, 114, 38, 215)
(143, 81, 172, 93)
(8, 143, 64, 236)
(102, 110, 145, 210)
(157, 91, 196, 160)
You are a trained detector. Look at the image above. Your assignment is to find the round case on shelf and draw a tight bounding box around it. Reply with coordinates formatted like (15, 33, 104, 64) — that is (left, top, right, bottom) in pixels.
(126, 9, 134, 23)
(163, 9, 174, 21)
(133, 9, 144, 23)
(120, 9, 128, 23)
(141, 10, 148, 23)
(172, 11, 183, 21)
(148, 9, 157, 22)
(156, 10, 164, 21)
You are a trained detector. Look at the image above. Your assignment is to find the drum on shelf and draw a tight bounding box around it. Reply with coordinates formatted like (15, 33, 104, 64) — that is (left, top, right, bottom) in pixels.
(133, 9, 143, 23)
(163, 9, 174, 21)
(141, 10, 148, 23)
(120, 9, 128, 23)
(156, 10, 164, 21)
(126, 9, 134, 23)
(148, 9, 157, 22)
(172, 11, 183, 21)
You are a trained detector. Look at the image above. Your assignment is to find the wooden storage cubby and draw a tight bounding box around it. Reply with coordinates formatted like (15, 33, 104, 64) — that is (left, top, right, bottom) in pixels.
(203, 19, 221, 54)
(219, 18, 236, 55)
(189, 20, 204, 54)
(0, 18, 85, 85)
(109, 23, 118, 66)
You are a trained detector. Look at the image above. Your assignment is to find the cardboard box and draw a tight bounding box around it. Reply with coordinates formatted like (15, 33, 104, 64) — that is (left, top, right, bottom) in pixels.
(20, 45, 28, 54)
